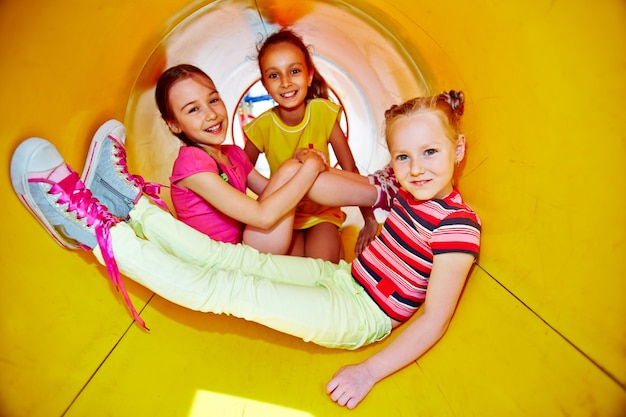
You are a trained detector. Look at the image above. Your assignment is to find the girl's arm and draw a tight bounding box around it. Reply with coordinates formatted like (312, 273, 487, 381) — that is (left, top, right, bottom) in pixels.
(244, 168, 270, 196)
(328, 121, 357, 172)
(243, 138, 261, 165)
(328, 121, 379, 253)
(326, 252, 476, 409)
(178, 155, 324, 230)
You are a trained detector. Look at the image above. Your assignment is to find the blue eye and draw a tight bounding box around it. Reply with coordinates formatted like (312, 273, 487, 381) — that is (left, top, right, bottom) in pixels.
(396, 154, 408, 161)
(424, 149, 437, 156)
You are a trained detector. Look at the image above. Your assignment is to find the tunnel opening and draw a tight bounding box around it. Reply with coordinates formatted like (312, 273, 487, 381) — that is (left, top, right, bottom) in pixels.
(125, 0, 439, 203)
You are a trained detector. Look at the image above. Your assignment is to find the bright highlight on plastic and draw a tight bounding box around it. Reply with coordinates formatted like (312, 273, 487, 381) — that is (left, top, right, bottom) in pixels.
(188, 390, 315, 417)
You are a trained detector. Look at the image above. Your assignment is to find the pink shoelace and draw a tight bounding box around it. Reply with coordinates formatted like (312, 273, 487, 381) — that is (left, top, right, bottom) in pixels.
(109, 136, 169, 212)
(50, 170, 148, 329)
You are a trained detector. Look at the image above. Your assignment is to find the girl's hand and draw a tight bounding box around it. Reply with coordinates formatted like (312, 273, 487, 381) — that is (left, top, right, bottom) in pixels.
(299, 150, 327, 174)
(293, 147, 329, 167)
(326, 362, 376, 409)
(295, 149, 328, 173)
(355, 215, 378, 254)
(327, 252, 476, 409)
(292, 147, 310, 162)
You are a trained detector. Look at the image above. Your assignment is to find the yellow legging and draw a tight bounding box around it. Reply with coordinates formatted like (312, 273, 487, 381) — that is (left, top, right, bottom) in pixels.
(94, 197, 392, 349)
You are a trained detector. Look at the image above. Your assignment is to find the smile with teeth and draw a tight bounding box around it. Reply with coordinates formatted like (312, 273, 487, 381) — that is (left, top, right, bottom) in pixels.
(281, 91, 297, 99)
(206, 123, 221, 133)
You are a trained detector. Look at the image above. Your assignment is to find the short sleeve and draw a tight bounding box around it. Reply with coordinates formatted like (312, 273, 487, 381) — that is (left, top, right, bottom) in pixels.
(431, 211, 481, 258)
(170, 146, 218, 184)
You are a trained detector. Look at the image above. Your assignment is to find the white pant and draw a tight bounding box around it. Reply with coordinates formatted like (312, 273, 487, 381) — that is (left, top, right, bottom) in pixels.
(94, 197, 391, 349)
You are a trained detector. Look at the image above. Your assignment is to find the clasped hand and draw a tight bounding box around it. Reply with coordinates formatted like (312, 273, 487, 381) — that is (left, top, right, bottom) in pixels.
(293, 147, 329, 172)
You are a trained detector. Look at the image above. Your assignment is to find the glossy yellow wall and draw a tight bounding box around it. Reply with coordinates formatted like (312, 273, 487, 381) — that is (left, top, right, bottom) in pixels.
(1, 1, 624, 416)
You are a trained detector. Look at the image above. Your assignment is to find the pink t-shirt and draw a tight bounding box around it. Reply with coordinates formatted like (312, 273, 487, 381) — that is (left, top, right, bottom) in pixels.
(170, 145, 254, 244)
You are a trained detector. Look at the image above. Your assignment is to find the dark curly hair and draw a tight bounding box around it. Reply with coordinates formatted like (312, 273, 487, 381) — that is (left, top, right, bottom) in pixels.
(256, 27, 329, 101)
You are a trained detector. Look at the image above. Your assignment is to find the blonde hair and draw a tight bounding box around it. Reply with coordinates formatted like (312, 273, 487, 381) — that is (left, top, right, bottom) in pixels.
(384, 90, 465, 143)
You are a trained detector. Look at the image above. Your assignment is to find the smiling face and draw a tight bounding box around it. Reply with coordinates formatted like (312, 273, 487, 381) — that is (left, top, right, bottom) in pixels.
(388, 112, 465, 201)
(165, 75, 228, 149)
(259, 42, 314, 117)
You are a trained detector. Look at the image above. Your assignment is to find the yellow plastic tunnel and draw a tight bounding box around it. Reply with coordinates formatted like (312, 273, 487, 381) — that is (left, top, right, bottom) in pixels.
(1, 1, 625, 416)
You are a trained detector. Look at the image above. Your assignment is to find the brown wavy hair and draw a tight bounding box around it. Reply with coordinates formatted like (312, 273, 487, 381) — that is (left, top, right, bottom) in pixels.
(154, 64, 216, 147)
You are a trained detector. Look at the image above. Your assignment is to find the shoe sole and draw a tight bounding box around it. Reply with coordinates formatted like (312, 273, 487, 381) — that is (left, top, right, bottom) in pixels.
(81, 119, 126, 188)
(10, 138, 79, 249)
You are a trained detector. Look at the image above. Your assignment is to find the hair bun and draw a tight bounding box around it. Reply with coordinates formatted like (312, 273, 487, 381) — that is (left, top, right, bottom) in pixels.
(384, 104, 400, 119)
(443, 90, 464, 115)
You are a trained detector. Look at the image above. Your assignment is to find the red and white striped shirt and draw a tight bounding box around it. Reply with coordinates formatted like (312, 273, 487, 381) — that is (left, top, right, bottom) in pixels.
(352, 188, 481, 322)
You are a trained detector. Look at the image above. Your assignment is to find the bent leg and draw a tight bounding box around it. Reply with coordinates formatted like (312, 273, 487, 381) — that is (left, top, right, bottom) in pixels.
(242, 159, 301, 254)
(303, 222, 343, 263)
(287, 229, 305, 257)
(128, 197, 342, 286)
(243, 165, 377, 254)
(307, 168, 377, 207)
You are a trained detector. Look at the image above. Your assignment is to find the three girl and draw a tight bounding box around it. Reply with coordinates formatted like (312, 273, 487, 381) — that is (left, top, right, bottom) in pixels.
(243, 28, 380, 261)
(11, 89, 480, 409)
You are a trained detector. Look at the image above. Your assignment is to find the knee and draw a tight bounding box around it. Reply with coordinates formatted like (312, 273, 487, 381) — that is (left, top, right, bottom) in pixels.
(273, 159, 301, 181)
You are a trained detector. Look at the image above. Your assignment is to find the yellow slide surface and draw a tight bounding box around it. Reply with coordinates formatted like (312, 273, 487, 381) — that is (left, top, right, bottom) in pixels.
(1, 1, 624, 416)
